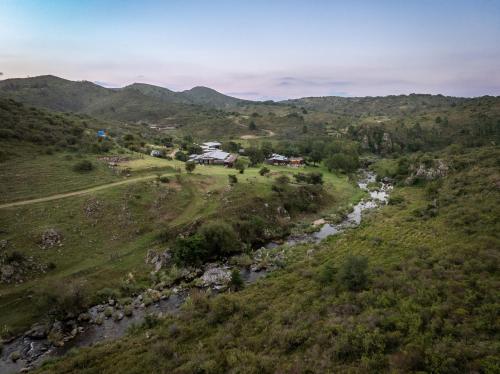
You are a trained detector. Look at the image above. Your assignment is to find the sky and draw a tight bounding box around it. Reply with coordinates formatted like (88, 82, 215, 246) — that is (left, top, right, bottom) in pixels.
(1, 0, 499, 100)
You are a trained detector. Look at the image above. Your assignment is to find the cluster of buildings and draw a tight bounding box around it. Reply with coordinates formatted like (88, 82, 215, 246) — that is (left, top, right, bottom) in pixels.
(186, 141, 305, 168)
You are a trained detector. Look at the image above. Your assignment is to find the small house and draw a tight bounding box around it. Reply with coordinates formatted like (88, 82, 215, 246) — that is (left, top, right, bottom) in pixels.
(202, 141, 222, 151)
(266, 153, 289, 166)
(289, 157, 304, 167)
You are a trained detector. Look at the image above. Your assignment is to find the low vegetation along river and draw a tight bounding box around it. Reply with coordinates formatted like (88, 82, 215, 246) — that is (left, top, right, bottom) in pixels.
(0, 170, 392, 373)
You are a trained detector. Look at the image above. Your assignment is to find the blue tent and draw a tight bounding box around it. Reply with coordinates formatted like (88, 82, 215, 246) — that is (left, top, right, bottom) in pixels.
(97, 130, 106, 138)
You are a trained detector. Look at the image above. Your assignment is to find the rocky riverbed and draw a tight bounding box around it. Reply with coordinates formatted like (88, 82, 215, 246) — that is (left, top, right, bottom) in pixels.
(0, 170, 392, 373)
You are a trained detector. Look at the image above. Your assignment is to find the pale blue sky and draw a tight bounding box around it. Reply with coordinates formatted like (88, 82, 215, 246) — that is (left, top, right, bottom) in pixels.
(1, 0, 499, 99)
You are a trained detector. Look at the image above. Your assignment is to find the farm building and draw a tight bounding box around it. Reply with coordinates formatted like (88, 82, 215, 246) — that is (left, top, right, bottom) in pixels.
(201, 141, 222, 152)
(189, 150, 237, 167)
(289, 157, 305, 167)
(266, 153, 289, 166)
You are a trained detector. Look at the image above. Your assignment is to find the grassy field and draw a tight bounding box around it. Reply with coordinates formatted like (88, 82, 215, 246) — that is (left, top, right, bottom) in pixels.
(0, 153, 122, 204)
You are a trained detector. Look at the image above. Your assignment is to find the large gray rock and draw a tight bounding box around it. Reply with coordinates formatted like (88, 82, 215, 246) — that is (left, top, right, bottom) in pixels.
(200, 264, 231, 288)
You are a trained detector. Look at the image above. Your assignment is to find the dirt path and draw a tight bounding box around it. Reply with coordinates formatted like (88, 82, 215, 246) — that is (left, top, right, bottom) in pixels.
(0, 175, 158, 209)
(240, 129, 276, 140)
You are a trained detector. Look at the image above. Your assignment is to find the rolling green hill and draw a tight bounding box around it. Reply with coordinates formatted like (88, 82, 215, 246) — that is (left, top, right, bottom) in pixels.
(0, 76, 248, 122)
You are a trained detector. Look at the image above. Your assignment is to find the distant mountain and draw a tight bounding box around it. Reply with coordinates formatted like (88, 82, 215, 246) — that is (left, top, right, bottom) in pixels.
(281, 94, 470, 117)
(0, 75, 250, 121)
(181, 86, 244, 108)
(0, 75, 110, 112)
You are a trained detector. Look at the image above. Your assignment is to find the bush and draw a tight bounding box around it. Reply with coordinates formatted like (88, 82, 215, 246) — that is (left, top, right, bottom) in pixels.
(185, 161, 196, 173)
(229, 269, 244, 291)
(337, 255, 369, 291)
(234, 159, 246, 174)
(40, 281, 89, 320)
(228, 174, 238, 185)
(259, 166, 270, 176)
(175, 151, 188, 162)
(73, 160, 93, 172)
(159, 176, 170, 183)
(318, 263, 335, 286)
(173, 234, 207, 266)
(294, 172, 323, 185)
(172, 222, 240, 266)
(199, 221, 240, 258)
(325, 153, 359, 173)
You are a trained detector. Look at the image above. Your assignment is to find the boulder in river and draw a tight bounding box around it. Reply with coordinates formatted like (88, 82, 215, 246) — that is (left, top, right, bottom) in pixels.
(200, 264, 231, 288)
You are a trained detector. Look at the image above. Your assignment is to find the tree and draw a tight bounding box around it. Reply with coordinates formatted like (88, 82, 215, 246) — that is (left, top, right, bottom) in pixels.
(199, 221, 239, 258)
(223, 141, 240, 153)
(248, 121, 257, 131)
(229, 269, 244, 291)
(185, 161, 196, 173)
(246, 147, 264, 166)
(325, 153, 359, 173)
(175, 151, 188, 162)
(173, 234, 207, 266)
(302, 125, 308, 133)
(234, 159, 246, 174)
(310, 149, 323, 165)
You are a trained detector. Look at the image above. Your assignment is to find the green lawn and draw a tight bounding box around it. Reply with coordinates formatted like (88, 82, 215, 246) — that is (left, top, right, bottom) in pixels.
(0, 153, 121, 203)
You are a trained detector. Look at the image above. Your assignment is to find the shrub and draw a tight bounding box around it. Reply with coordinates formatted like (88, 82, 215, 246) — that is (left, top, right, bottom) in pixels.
(229, 269, 244, 291)
(199, 221, 240, 258)
(173, 234, 207, 266)
(318, 263, 336, 286)
(159, 176, 170, 183)
(185, 161, 196, 173)
(175, 151, 188, 162)
(259, 166, 270, 176)
(173, 222, 240, 266)
(40, 281, 89, 320)
(294, 172, 323, 185)
(325, 153, 359, 173)
(228, 174, 238, 185)
(234, 159, 246, 174)
(73, 160, 93, 172)
(337, 255, 369, 291)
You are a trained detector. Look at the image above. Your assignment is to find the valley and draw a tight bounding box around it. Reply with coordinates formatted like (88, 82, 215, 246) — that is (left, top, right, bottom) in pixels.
(0, 77, 498, 373)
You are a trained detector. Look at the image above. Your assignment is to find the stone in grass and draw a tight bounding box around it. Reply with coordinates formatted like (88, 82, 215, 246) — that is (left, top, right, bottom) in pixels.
(94, 315, 104, 325)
